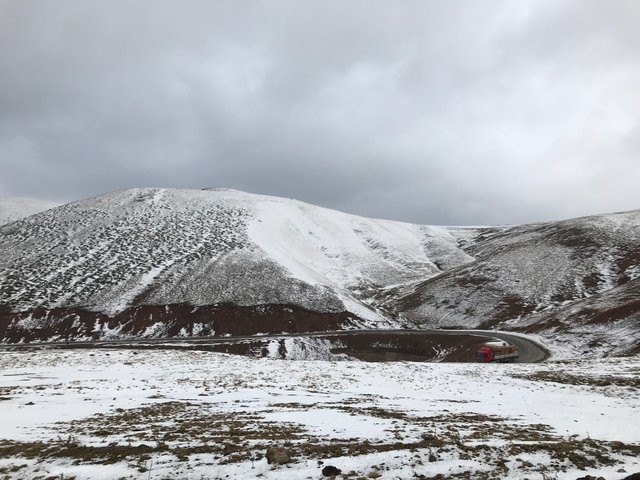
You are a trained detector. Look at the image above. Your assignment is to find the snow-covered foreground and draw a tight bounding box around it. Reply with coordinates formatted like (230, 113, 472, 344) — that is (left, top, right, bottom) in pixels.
(0, 350, 638, 480)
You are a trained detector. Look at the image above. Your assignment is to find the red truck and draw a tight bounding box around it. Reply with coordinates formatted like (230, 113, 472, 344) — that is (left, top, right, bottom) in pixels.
(477, 341, 519, 363)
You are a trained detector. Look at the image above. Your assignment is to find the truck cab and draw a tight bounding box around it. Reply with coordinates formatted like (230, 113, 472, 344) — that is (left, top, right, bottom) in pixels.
(476, 341, 518, 363)
(476, 345, 494, 362)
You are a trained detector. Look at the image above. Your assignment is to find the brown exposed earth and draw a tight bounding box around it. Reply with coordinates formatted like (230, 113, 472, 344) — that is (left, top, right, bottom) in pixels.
(0, 303, 359, 343)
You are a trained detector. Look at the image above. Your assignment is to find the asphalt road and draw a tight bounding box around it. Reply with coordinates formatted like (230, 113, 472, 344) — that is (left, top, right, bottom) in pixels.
(0, 329, 549, 363)
(477, 330, 549, 363)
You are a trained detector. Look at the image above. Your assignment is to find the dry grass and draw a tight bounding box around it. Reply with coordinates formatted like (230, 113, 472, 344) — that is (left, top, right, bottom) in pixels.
(514, 370, 640, 388)
(1, 397, 637, 478)
(58, 401, 309, 464)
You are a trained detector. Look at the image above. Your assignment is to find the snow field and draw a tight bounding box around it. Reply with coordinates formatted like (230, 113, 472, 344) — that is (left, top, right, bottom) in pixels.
(0, 350, 638, 479)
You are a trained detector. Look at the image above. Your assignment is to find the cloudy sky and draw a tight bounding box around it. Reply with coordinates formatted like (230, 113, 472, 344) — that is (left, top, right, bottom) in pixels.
(0, 1, 638, 225)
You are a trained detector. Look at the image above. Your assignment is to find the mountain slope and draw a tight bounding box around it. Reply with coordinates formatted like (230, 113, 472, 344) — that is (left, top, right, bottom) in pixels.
(0, 188, 477, 336)
(390, 209, 640, 356)
(0, 195, 59, 225)
(514, 278, 640, 357)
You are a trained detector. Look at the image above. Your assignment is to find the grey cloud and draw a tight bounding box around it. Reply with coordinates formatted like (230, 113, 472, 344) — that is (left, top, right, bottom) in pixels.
(0, 0, 638, 225)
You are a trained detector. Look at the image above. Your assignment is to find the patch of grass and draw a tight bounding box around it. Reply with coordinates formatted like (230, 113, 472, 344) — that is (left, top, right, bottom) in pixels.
(0, 438, 158, 465)
(0, 463, 28, 475)
(508, 438, 620, 470)
(290, 433, 448, 459)
(269, 401, 318, 409)
(337, 405, 408, 420)
(55, 401, 308, 464)
(514, 371, 640, 388)
(0, 386, 20, 397)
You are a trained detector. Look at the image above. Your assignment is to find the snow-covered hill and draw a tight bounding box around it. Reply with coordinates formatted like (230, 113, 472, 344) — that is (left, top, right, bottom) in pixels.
(0, 188, 476, 329)
(391, 210, 640, 356)
(0, 195, 59, 225)
(514, 278, 640, 357)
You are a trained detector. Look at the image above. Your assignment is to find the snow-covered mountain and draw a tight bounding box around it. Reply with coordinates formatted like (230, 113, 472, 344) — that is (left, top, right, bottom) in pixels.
(0, 188, 478, 339)
(514, 277, 640, 357)
(0, 187, 638, 357)
(391, 209, 640, 356)
(0, 195, 59, 225)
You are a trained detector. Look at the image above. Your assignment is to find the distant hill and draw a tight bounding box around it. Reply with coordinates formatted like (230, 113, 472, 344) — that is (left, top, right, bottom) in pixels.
(389, 209, 640, 356)
(0, 195, 59, 225)
(0, 188, 638, 357)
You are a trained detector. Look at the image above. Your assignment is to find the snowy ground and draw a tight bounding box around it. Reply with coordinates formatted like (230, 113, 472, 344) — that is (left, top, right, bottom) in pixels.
(0, 350, 638, 480)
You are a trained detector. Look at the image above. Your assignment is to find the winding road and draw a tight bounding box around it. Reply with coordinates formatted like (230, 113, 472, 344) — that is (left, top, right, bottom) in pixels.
(0, 329, 549, 363)
(473, 330, 549, 363)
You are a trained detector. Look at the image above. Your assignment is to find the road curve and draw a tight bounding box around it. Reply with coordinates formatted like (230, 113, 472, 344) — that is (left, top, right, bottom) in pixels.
(479, 330, 549, 363)
(0, 329, 549, 363)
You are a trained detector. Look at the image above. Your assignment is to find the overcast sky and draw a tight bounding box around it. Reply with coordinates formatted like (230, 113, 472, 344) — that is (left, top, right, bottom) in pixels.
(0, 1, 638, 225)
